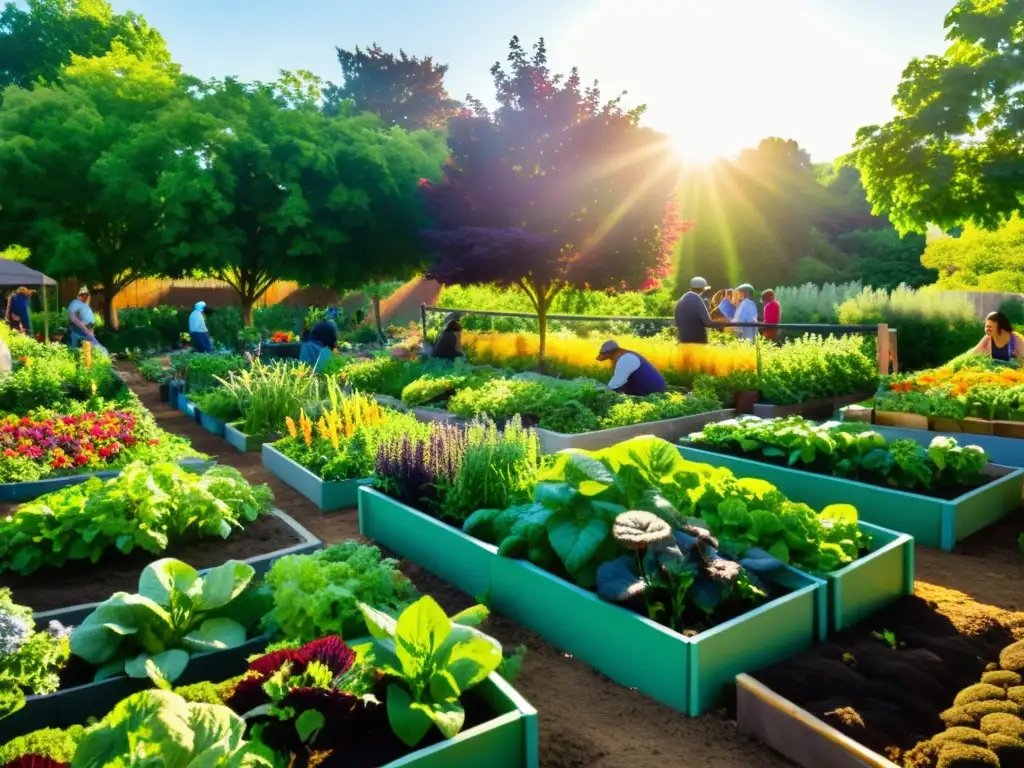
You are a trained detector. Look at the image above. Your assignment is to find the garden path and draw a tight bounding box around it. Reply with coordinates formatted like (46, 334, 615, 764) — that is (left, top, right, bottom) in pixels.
(126, 366, 1024, 767)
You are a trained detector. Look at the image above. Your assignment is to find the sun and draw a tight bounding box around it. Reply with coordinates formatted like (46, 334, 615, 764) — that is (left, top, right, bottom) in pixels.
(666, 131, 731, 166)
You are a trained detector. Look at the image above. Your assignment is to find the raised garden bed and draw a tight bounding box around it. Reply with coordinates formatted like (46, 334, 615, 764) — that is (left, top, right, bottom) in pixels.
(199, 409, 226, 437)
(536, 408, 736, 454)
(0, 508, 320, 615)
(358, 486, 823, 716)
(678, 446, 1024, 551)
(0, 457, 214, 504)
(260, 340, 301, 360)
(865, 423, 1024, 470)
(753, 392, 877, 421)
(223, 421, 275, 452)
(177, 392, 199, 421)
(738, 594, 1016, 768)
(262, 442, 370, 511)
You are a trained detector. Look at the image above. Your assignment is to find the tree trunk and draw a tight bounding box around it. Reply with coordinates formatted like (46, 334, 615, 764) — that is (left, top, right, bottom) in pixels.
(536, 296, 549, 367)
(241, 296, 255, 326)
(373, 296, 385, 345)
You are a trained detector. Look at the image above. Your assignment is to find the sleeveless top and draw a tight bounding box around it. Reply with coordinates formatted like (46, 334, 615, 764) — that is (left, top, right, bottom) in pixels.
(992, 334, 1015, 361)
(619, 352, 667, 396)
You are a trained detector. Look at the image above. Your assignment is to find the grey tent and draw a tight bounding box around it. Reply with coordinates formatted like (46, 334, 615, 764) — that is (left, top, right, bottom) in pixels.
(0, 259, 57, 341)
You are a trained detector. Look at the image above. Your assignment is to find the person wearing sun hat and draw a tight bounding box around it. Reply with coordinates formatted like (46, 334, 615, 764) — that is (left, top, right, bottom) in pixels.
(188, 301, 213, 353)
(67, 285, 105, 352)
(674, 276, 714, 344)
(596, 340, 666, 396)
(6, 286, 32, 335)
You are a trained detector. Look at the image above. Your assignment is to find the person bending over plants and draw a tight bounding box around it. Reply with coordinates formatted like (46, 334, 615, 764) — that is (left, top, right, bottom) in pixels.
(596, 339, 666, 396)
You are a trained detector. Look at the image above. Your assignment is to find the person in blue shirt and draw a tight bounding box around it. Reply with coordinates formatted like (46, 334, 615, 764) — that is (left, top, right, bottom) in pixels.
(300, 308, 339, 373)
(717, 289, 736, 322)
(6, 287, 32, 335)
(731, 284, 759, 342)
(188, 302, 213, 353)
(67, 286, 107, 354)
(597, 340, 666, 396)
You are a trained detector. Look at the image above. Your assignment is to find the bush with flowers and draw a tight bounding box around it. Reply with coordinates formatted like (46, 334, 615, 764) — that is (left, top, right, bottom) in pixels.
(269, 330, 298, 343)
(0, 403, 201, 484)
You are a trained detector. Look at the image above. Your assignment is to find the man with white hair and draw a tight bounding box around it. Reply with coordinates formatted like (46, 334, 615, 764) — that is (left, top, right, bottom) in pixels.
(674, 276, 714, 344)
(189, 301, 213, 353)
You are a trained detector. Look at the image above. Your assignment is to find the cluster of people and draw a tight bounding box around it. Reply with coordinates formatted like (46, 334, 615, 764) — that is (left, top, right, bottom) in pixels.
(674, 277, 781, 344)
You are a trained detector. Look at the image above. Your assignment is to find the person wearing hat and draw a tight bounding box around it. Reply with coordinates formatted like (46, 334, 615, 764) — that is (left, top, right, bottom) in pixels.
(674, 277, 714, 344)
(6, 286, 32, 335)
(731, 284, 759, 342)
(68, 286, 105, 352)
(188, 301, 213, 353)
(301, 308, 340, 373)
(597, 340, 666, 396)
(432, 312, 464, 360)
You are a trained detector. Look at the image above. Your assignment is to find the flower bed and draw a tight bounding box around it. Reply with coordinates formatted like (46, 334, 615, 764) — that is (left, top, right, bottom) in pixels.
(0, 406, 204, 499)
(263, 443, 370, 511)
(680, 420, 1023, 550)
(739, 595, 1024, 768)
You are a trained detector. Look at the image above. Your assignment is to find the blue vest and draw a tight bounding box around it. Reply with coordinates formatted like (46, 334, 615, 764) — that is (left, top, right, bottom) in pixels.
(620, 353, 667, 396)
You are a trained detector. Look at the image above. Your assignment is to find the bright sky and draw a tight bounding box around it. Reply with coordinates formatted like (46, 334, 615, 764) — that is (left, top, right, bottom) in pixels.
(106, 0, 953, 163)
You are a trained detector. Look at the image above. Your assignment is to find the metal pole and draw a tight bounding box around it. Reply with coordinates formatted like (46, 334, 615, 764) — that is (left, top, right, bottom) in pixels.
(420, 303, 428, 341)
(42, 281, 49, 342)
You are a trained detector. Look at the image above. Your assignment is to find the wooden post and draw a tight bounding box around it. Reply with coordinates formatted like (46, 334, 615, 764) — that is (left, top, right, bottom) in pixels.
(888, 329, 898, 374)
(877, 324, 890, 376)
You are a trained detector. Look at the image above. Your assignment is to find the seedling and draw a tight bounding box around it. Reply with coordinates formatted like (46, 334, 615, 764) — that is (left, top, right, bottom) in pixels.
(872, 629, 898, 649)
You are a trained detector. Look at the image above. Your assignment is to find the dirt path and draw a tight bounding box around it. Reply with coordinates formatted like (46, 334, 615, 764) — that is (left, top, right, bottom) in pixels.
(127, 368, 1024, 768)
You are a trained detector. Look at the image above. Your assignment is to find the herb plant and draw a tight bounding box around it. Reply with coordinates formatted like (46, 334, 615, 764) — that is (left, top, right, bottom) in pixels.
(216, 360, 321, 437)
(0, 588, 70, 719)
(71, 558, 266, 685)
(259, 541, 418, 643)
(0, 462, 272, 575)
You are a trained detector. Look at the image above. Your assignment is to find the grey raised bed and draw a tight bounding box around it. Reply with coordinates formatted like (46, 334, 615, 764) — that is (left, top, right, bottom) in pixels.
(262, 442, 370, 512)
(536, 409, 736, 454)
(223, 422, 276, 453)
(752, 391, 874, 420)
(0, 458, 214, 504)
(736, 673, 897, 768)
(2, 508, 321, 740)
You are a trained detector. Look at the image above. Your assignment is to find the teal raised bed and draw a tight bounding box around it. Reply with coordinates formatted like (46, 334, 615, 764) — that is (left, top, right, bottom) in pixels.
(536, 408, 736, 454)
(262, 442, 370, 511)
(679, 446, 1023, 551)
(224, 422, 273, 452)
(358, 487, 822, 716)
(199, 410, 226, 437)
(869, 424, 1024, 469)
(0, 458, 213, 503)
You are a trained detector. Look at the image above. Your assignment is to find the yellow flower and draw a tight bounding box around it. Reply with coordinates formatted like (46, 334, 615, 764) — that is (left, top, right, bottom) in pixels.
(81, 341, 92, 370)
(285, 416, 297, 439)
(299, 410, 313, 447)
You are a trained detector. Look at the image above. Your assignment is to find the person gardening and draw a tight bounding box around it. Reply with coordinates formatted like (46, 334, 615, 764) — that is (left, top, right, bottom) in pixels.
(674, 277, 714, 344)
(730, 284, 759, 342)
(301, 308, 340, 373)
(67, 286, 107, 354)
(597, 340, 666, 396)
(188, 301, 213, 353)
(971, 311, 1024, 362)
(6, 287, 32, 335)
(432, 312, 464, 360)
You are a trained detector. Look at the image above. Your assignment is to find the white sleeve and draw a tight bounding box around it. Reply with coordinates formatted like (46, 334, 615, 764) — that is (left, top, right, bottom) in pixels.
(608, 353, 642, 390)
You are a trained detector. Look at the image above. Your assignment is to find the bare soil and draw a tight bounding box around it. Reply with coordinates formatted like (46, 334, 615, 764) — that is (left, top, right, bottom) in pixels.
(98, 363, 1024, 768)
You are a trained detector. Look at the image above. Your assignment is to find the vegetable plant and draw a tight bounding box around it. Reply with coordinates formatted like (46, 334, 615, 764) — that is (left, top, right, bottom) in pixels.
(216, 360, 321, 437)
(0, 588, 70, 720)
(259, 541, 418, 643)
(0, 462, 272, 576)
(71, 558, 266, 685)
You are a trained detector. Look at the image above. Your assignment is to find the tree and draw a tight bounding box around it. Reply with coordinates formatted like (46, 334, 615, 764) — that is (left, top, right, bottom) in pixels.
(165, 74, 447, 324)
(676, 138, 822, 290)
(0, 43, 203, 325)
(836, 229, 934, 290)
(419, 37, 683, 361)
(920, 215, 1024, 291)
(325, 44, 461, 129)
(358, 279, 404, 344)
(854, 0, 1024, 234)
(0, 0, 172, 93)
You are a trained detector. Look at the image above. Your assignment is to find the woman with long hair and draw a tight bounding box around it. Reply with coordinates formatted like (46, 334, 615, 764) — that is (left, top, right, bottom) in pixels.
(972, 311, 1024, 362)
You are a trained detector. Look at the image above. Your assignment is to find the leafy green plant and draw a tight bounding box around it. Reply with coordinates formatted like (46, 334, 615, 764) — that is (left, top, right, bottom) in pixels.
(0, 724, 85, 765)
(498, 645, 528, 684)
(0, 588, 70, 719)
(71, 558, 266, 685)
(71, 689, 274, 767)
(595, 512, 767, 631)
(259, 542, 418, 643)
(0, 462, 272, 576)
(340, 356, 426, 398)
(757, 335, 877, 406)
(192, 386, 243, 422)
(216, 360, 321, 436)
(355, 596, 503, 746)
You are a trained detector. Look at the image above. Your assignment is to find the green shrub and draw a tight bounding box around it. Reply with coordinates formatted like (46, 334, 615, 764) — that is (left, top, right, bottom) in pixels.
(837, 285, 978, 371)
(1000, 640, 1024, 674)
(0, 724, 85, 764)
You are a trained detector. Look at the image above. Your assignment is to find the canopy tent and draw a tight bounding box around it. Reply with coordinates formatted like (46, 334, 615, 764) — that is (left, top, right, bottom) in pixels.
(0, 259, 57, 341)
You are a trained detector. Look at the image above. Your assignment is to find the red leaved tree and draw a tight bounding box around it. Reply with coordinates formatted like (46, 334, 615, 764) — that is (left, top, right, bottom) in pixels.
(419, 36, 686, 361)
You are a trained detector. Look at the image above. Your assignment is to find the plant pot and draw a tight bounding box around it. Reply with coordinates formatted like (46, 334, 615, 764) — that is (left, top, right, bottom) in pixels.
(734, 390, 760, 414)
(839, 405, 872, 424)
(158, 382, 170, 402)
(873, 411, 929, 431)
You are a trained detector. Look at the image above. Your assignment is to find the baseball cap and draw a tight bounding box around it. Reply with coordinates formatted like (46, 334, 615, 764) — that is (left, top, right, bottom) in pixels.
(194, 301, 207, 311)
(690, 277, 709, 290)
(596, 340, 620, 360)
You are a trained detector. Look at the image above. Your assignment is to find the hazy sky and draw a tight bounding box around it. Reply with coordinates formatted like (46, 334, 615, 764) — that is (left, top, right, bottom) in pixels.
(108, 0, 954, 163)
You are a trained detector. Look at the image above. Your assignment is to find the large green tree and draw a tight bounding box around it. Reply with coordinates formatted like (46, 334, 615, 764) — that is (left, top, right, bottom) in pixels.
(854, 0, 1023, 234)
(921, 215, 1024, 291)
(325, 44, 461, 129)
(0, 43, 204, 324)
(0, 0, 171, 92)
(165, 74, 448, 323)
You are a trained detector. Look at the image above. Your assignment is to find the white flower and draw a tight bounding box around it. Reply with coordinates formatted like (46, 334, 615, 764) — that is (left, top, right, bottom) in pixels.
(0, 611, 32, 656)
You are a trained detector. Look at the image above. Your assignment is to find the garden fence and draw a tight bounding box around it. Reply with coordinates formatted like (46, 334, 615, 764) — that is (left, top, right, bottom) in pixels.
(421, 304, 900, 375)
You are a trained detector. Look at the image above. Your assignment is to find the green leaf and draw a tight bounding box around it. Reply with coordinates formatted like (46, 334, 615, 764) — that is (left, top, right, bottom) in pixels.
(295, 709, 325, 743)
(124, 648, 189, 683)
(138, 558, 201, 607)
(547, 513, 610, 576)
(71, 593, 172, 665)
(414, 698, 466, 740)
(820, 504, 858, 525)
(533, 481, 576, 508)
(444, 635, 502, 692)
(358, 602, 398, 640)
(449, 604, 489, 628)
(386, 684, 434, 747)
(197, 560, 255, 611)
(394, 596, 451, 678)
(182, 617, 247, 653)
(767, 538, 791, 564)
